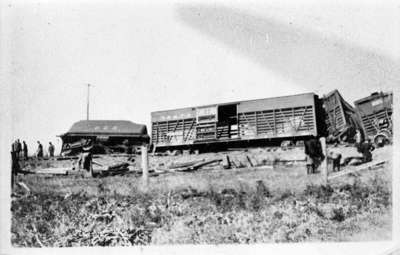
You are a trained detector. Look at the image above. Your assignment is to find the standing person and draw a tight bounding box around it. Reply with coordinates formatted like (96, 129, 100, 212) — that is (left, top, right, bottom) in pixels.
(304, 136, 325, 174)
(328, 151, 342, 172)
(36, 141, 43, 158)
(22, 141, 28, 160)
(359, 139, 375, 163)
(11, 140, 17, 155)
(78, 146, 94, 177)
(48, 142, 55, 158)
(354, 129, 363, 152)
(11, 150, 20, 189)
(12, 140, 19, 159)
(122, 139, 130, 154)
(16, 139, 22, 159)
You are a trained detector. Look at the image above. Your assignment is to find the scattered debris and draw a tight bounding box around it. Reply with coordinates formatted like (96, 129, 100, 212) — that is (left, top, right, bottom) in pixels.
(246, 156, 255, 167)
(168, 159, 205, 169)
(252, 165, 274, 170)
(98, 168, 130, 177)
(34, 168, 69, 175)
(56, 156, 79, 161)
(107, 162, 130, 171)
(174, 159, 223, 172)
(328, 160, 387, 180)
(17, 182, 31, 196)
(221, 155, 231, 169)
(56, 155, 100, 161)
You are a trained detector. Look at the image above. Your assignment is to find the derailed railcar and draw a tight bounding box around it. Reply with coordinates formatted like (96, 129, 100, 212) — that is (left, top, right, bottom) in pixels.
(59, 120, 150, 155)
(322, 90, 361, 143)
(151, 93, 325, 151)
(354, 91, 393, 146)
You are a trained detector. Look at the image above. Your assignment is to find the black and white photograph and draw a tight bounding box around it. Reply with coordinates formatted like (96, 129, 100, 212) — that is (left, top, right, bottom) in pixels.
(1, 0, 399, 254)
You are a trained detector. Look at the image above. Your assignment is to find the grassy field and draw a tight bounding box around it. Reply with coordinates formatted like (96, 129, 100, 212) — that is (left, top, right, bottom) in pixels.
(11, 146, 392, 246)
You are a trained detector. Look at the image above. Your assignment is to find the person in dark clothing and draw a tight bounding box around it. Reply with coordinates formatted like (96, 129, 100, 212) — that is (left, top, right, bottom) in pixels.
(78, 146, 94, 177)
(16, 139, 22, 158)
(354, 129, 363, 153)
(11, 141, 17, 154)
(304, 137, 325, 174)
(23, 141, 28, 160)
(328, 151, 342, 172)
(36, 141, 43, 158)
(12, 140, 19, 159)
(11, 150, 20, 189)
(359, 139, 375, 163)
(122, 139, 131, 154)
(48, 142, 55, 157)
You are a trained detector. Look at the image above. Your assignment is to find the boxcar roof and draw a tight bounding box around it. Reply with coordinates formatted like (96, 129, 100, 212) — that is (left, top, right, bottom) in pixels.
(323, 89, 356, 113)
(60, 120, 148, 137)
(151, 92, 316, 121)
(354, 91, 393, 106)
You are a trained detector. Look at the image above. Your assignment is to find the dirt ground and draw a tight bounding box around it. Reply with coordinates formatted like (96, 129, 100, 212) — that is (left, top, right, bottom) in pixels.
(20, 143, 392, 172)
(15, 144, 392, 195)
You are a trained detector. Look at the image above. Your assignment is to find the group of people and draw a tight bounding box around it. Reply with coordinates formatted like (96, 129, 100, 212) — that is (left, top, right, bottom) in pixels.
(10, 140, 57, 188)
(304, 129, 375, 175)
(11, 140, 56, 160)
(36, 141, 56, 158)
(11, 139, 28, 160)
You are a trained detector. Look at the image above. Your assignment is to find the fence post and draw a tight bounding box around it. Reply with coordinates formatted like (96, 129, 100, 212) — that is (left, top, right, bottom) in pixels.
(319, 137, 328, 185)
(141, 144, 149, 188)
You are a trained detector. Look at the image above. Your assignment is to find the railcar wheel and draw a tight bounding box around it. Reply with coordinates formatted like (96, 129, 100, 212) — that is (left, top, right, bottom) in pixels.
(374, 133, 389, 147)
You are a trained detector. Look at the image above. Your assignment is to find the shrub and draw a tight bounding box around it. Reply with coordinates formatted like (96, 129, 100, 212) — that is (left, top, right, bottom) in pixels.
(11, 167, 392, 246)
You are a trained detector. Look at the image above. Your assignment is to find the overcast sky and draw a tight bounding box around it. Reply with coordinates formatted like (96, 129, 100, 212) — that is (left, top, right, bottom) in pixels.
(2, 0, 399, 154)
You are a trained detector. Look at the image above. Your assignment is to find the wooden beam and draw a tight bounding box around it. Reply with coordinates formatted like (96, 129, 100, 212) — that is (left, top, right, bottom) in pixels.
(328, 160, 387, 180)
(320, 137, 328, 185)
(141, 145, 149, 188)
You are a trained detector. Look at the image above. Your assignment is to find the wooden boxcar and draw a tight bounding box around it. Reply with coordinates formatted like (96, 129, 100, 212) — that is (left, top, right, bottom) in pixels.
(322, 90, 361, 143)
(354, 91, 393, 146)
(59, 120, 149, 155)
(151, 93, 324, 151)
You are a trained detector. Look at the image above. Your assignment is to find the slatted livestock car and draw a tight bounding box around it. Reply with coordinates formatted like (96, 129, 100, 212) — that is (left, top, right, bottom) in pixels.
(322, 90, 361, 143)
(151, 93, 326, 152)
(354, 91, 393, 146)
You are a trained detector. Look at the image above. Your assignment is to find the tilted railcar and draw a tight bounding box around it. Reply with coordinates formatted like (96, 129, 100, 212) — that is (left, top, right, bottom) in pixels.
(322, 90, 361, 143)
(151, 93, 325, 151)
(354, 91, 393, 146)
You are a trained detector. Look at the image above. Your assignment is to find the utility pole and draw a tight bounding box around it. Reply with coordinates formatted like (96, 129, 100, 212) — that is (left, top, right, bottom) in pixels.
(86, 84, 91, 120)
(141, 143, 149, 189)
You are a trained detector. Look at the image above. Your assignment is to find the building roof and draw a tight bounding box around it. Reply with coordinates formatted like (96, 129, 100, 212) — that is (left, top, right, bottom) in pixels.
(60, 120, 148, 137)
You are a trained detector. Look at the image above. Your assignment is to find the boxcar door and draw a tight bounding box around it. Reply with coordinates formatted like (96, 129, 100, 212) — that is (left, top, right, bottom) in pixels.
(195, 106, 218, 141)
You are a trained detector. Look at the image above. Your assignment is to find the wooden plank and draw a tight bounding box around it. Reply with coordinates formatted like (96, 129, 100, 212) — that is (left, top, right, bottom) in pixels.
(246, 155, 255, 167)
(328, 160, 387, 180)
(174, 159, 223, 172)
(35, 168, 70, 175)
(168, 159, 205, 169)
(222, 155, 231, 169)
(253, 165, 274, 170)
